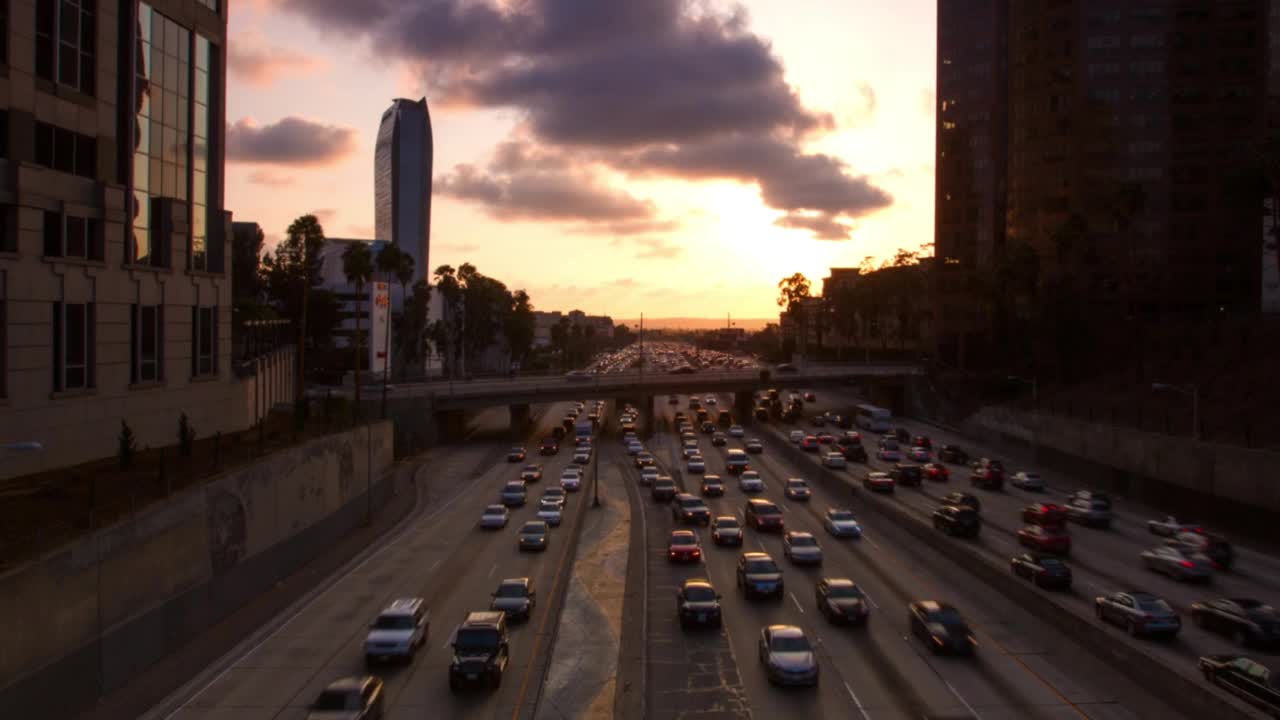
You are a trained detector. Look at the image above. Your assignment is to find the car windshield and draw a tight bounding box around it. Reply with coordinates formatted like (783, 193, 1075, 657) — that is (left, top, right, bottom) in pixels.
(1038, 557, 1065, 568)
(929, 608, 966, 626)
(681, 498, 705, 508)
(373, 615, 416, 630)
(504, 483, 525, 492)
(830, 511, 855, 521)
(789, 535, 818, 547)
(684, 586, 717, 602)
(456, 628, 499, 650)
(716, 518, 739, 528)
(545, 488, 565, 496)
(755, 503, 781, 514)
(484, 506, 506, 515)
(510, 447, 523, 453)
(671, 533, 696, 544)
(523, 465, 539, 472)
(314, 690, 358, 711)
(745, 559, 779, 573)
(787, 480, 806, 487)
(539, 501, 560, 511)
(656, 480, 675, 489)
(827, 584, 863, 599)
(496, 584, 527, 598)
(770, 635, 811, 652)
(1135, 597, 1173, 613)
(521, 523, 546, 535)
(882, 439, 899, 449)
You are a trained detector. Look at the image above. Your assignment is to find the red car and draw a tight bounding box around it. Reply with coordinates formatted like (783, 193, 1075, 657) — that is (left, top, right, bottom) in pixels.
(800, 436, 820, 452)
(667, 530, 702, 563)
(1018, 524, 1071, 555)
(923, 462, 950, 482)
(745, 499, 785, 532)
(1021, 503, 1067, 527)
(539, 437, 559, 456)
(816, 433, 835, 445)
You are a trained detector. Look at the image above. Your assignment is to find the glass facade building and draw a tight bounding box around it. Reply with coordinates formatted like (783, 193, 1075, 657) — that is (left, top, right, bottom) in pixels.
(374, 98, 433, 287)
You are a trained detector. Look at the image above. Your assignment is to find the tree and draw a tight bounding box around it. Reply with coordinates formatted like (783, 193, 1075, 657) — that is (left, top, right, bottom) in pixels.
(505, 290, 535, 370)
(777, 273, 812, 357)
(550, 317, 570, 370)
(433, 265, 464, 377)
(612, 323, 635, 348)
(457, 265, 511, 373)
(232, 224, 264, 306)
(262, 214, 326, 406)
(342, 242, 374, 416)
(399, 280, 431, 379)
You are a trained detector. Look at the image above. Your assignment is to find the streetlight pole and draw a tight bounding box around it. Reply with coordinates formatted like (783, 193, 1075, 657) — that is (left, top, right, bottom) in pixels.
(593, 370, 602, 508)
(1152, 382, 1199, 441)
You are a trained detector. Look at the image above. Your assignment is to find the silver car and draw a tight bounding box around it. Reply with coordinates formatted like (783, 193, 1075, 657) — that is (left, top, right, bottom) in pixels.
(1095, 591, 1181, 638)
(536, 499, 564, 527)
(1146, 515, 1203, 537)
(823, 508, 863, 538)
(1066, 497, 1112, 528)
(739, 471, 765, 493)
(1140, 545, 1213, 582)
(759, 625, 819, 686)
(783, 531, 823, 566)
(1011, 471, 1045, 491)
(479, 504, 509, 529)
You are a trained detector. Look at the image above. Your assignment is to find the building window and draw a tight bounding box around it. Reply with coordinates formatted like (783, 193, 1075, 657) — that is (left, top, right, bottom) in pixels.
(35, 0, 96, 96)
(192, 305, 217, 376)
(0, 274, 6, 398)
(52, 301, 95, 392)
(0, 206, 14, 253)
(42, 211, 104, 260)
(131, 304, 163, 383)
(0, 0, 8, 66)
(34, 122, 96, 178)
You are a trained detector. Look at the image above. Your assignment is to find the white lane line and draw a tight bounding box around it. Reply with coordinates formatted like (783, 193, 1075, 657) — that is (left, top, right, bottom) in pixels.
(844, 681, 873, 720)
(862, 590, 880, 610)
(429, 558, 442, 572)
(487, 562, 498, 578)
(442, 637, 452, 650)
(865, 535, 882, 550)
(945, 681, 982, 719)
(790, 591, 805, 614)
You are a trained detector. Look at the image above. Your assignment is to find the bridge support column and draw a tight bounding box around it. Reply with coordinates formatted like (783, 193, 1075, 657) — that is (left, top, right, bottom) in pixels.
(435, 409, 466, 443)
(509, 403, 531, 441)
(734, 390, 755, 425)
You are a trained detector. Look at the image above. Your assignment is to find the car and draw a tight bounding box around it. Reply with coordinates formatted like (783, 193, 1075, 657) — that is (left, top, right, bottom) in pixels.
(822, 452, 846, 469)
(745, 438, 764, 454)
(626, 442, 643, 456)
(737, 552, 784, 599)
(639, 466, 660, 486)
(652, 476, 677, 502)
(560, 468, 582, 492)
(1095, 591, 1181, 638)
(755, 406, 770, 421)
(1018, 524, 1071, 555)
(739, 470, 765, 493)
(1197, 655, 1280, 717)
(448, 611, 509, 692)
(520, 464, 543, 482)
(1010, 553, 1073, 590)
(688, 398, 701, 410)
(634, 452, 655, 469)
(725, 449, 751, 474)
(783, 531, 823, 565)
(536, 499, 564, 526)
(941, 491, 981, 512)
(541, 487, 567, 507)
(839, 442, 868, 463)
(815, 432, 835, 445)
(816, 578, 870, 625)
(933, 505, 981, 538)
(687, 455, 706, 474)
(800, 435, 820, 452)
(700, 421, 716, 434)
(1021, 502, 1067, 527)
(1191, 599, 1280, 649)
(745, 498, 785, 532)
(922, 462, 949, 482)
(309, 676, 385, 718)
(711, 432, 728, 446)
(759, 625, 819, 686)
(507, 447, 526, 463)
(489, 578, 536, 621)
(908, 446, 931, 462)
(969, 461, 1004, 490)
(913, 435, 933, 450)
(862, 471, 895, 493)
(1011, 471, 1045, 491)
(672, 493, 712, 525)
(518, 521, 550, 551)
(479, 504, 510, 529)
(938, 444, 969, 465)
(668, 530, 703, 563)
(540, 437, 559, 455)
(888, 463, 923, 487)
(700, 474, 725, 497)
(784, 477, 812, 501)
(1065, 496, 1112, 528)
(1172, 531, 1233, 570)
(1147, 515, 1204, 537)
(789, 430, 805, 443)
(676, 578, 723, 629)
(804, 392, 817, 402)
(909, 601, 976, 655)
(876, 438, 901, 462)
(501, 481, 527, 507)
(823, 508, 863, 538)
(364, 598, 429, 664)
(1141, 545, 1213, 582)
(573, 448, 591, 464)
(705, 395, 717, 406)
(728, 425, 745, 438)
(710, 515, 744, 546)
(668, 395, 680, 405)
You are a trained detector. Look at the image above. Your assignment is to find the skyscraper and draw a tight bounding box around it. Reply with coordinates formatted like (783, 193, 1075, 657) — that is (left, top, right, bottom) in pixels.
(374, 98, 433, 288)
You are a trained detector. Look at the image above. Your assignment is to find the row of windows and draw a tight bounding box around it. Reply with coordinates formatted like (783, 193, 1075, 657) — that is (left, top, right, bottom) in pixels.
(34, 122, 96, 179)
(48, 301, 218, 392)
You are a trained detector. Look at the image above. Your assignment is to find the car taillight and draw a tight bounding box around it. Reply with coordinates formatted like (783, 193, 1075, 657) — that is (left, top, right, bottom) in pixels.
(1180, 560, 1194, 568)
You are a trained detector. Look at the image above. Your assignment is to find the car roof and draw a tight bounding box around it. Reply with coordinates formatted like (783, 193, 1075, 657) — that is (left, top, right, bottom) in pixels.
(786, 477, 807, 483)
(324, 676, 375, 693)
(767, 624, 805, 639)
(484, 504, 507, 512)
(823, 577, 855, 588)
(682, 578, 714, 590)
(786, 531, 815, 539)
(521, 521, 548, 530)
(381, 597, 423, 615)
(670, 529, 696, 539)
(742, 551, 771, 561)
(714, 515, 738, 522)
(498, 577, 530, 588)
(462, 610, 505, 627)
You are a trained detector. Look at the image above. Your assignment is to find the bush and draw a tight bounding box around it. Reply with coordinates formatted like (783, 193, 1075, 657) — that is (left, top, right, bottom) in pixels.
(118, 421, 137, 470)
(178, 412, 196, 457)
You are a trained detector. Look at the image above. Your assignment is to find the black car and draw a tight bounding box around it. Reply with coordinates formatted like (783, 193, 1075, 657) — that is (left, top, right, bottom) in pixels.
(1191, 598, 1280, 649)
(816, 578, 870, 625)
(938, 444, 970, 465)
(932, 505, 981, 538)
(839, 442, 868, 463)
(1198, 655, 1279, 717)
(889, 463, 923, 487)
(449, 612, 509, 692)
(941, 491, 982, 513)
(909, 601, 976, 655)
(671, 493, 712, 525)
(676, 579, 723, 629)
(652, 477, 678, 502)
(737, 552, 785, 599)
(701, 421, 716, 434)
(1010, 553, 1073, 590)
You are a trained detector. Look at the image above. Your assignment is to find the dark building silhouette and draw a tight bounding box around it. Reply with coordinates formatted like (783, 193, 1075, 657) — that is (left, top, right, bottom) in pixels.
(374, 98, 433, 287)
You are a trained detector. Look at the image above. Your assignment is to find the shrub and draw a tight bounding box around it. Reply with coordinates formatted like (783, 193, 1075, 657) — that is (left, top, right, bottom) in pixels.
(178, 413, 196, 457)
(118, 421, 137, 470)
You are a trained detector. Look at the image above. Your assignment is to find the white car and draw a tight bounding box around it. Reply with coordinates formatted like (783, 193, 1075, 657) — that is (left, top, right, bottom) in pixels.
(479, 504, 510, 529)
(789, 430, 805, 443)
(573, 449, 591, 464)
(739, 470, 765, 493)
(728, 425, 745, 438)
(626, 442, 643, 456)
(687, 456, 706, 474)
(823, 508, 862, 538)
(537, 499, 564, 526)
(364, 598, 429, 662)
(705, 395, 717, 405)
(683, 446, 700, 460)
(822, 452, 846, 469)
(640, 467, 660, 485)
(561, 468, 583, 491)
(908, 446, 931, 462)
(1011, 471, 1045, 491)
(1147, 515, 1203, 537)
(783, 531, 823, 566)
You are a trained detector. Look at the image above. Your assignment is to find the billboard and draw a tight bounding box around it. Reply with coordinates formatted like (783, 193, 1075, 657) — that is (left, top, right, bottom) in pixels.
(370, 281, 391, 375)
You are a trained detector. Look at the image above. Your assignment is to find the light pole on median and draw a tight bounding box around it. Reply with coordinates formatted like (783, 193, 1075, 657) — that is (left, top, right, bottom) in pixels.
(593, 369, 602, 508)
(1152, 382, 1200, 441)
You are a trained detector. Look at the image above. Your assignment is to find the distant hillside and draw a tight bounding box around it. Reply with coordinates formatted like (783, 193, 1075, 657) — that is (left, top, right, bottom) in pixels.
(616, 317, 773, 331)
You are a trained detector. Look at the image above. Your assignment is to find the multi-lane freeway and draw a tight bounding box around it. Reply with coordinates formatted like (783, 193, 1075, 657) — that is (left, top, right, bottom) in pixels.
(141, 384, 1278, 719)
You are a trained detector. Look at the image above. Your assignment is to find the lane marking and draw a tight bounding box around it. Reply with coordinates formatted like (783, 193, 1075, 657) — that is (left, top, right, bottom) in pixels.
(488, 563, 498, 579)
(844, 681, 874, 720)
(790, 591, 805, 614)
(945, 681, 982, 720)
(441, 637, 452, 650)
(863, 590, 880, 610)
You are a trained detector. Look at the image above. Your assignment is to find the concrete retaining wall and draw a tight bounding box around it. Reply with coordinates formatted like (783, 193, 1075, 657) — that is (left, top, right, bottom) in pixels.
(0, 421, 394, 719)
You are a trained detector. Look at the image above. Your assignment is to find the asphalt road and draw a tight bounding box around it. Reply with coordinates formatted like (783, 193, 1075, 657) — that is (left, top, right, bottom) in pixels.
(632, 391, 1193, 720)
(147, 402, 599, 720)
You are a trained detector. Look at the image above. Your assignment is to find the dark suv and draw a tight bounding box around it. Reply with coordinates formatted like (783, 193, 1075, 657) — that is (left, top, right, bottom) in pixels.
(932, 505, 981, 538)
(745, 498, 785, 532)
(671, 493, 711, 525)
(449, 611, 509, 692)
(889, 463, 923, 487)
(938, 445, 969, 464)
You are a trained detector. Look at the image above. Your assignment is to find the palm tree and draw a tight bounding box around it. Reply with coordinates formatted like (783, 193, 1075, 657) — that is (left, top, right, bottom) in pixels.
(342, 242, 374, 418)
(281, 214, 325, 411)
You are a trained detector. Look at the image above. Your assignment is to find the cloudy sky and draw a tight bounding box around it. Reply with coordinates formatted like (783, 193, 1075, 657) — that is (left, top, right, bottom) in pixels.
(227, 0, 936, 319)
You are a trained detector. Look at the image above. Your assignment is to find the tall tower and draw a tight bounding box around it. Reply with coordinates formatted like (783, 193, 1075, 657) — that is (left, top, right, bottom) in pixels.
(374, 98, 433, 287)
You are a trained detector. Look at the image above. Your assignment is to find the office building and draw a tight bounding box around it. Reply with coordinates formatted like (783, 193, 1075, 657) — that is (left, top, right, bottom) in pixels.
(374, 97, 432, 289)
